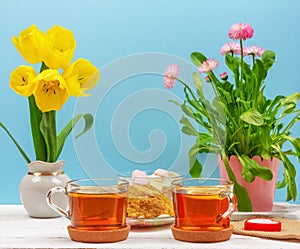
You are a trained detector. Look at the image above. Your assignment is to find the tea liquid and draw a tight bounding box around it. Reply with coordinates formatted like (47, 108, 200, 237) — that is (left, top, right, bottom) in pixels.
(173, 187, 230, 231)
(69, 190, 127, 230)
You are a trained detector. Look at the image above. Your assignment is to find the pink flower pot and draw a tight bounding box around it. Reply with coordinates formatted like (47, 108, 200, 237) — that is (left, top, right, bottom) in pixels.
(218, 155, 280, 212)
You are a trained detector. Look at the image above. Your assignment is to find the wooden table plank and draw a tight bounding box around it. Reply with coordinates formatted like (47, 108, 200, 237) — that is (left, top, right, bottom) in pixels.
(0, 204, 299, 248)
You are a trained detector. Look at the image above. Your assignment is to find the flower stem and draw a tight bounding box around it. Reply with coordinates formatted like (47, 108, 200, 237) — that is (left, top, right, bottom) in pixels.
(177, 77, 199, 103)
(28, 95, 47, 161)
(239, 39, 244, 90)
(40, 110, 57, 162)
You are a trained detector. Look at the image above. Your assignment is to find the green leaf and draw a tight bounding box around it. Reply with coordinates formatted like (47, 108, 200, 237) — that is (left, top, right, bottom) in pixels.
(280, 92, 300, 107)
(262, 50, 276, 71)
(168, 99, 181, 106)
(253, 59, 265, 83)
(283, 136, 300, 156)
(276, 172, 287, 189)
(240, 108, 264, 126)
(180, 116, 198, 136)
(267, 95, 285, 114)
(225, 54, 240, 76)
(241, 165, 255, 183)
(278, 103, 296, 119)
(0, 122, 31, 163)
(240, 155, 273, 182)
(190, 52, 207, 67)
(279, 150, 296, 178)
(28, 95, 47, 161)
(275, 146, 297, 200)
(40, 111, 57, 162)
(181, 103, 195, 119)
(55, 113, 94, 161)
(74, 114, 94, 139)
(192, 72, 204, 99)
(189, 156, 202, 178)
(212, 97, 226, 122)
(189, 146, 201, 157)
(221, 151, 252, 211)
(182, 126, 197, 136)
(233, 181, 253, 212)
(242, 61, 252, 80)
(260, 125, 272, 159)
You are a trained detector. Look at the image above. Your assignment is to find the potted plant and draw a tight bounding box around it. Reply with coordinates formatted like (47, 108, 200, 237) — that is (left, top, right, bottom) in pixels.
(163, 22, 300, 212)
(0, 25, 100, 217)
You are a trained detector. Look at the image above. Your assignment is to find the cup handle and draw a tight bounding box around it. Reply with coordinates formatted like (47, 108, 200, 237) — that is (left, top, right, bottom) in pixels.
(46, 187, 70, 219)
(217, 190, 235, 221)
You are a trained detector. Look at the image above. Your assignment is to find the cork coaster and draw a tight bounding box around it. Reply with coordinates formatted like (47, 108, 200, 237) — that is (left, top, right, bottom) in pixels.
(171, 224, 233, 243)
(67, 224, 130, 243)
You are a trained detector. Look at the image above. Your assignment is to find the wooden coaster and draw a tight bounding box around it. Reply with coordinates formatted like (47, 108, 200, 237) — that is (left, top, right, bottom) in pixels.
(67, 224, 130, 243)
(171, 224, 233, 243)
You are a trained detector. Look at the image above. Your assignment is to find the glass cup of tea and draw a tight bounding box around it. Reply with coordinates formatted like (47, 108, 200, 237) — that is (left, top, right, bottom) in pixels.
(172, 178, 235, 232)
(47, 178, 129, 231)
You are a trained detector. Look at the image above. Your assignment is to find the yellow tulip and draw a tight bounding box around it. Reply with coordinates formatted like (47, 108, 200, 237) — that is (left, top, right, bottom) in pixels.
(63, 58, 100, 96)
(10, 65, 37, 97)
(33, 69, 70, 112)
(43, 25, 76, 70)
(12, 25, 45, 64)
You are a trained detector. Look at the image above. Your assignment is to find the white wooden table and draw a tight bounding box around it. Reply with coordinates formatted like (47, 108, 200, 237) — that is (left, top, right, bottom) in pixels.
(0, 204, 300, 249)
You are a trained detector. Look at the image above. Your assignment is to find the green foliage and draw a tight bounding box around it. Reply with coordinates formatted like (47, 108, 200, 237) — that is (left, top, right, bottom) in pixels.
(171, 47, 300, 211)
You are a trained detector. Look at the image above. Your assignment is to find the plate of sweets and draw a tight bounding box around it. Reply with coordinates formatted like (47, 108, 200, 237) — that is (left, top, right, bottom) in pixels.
(119, 169, 182, 227)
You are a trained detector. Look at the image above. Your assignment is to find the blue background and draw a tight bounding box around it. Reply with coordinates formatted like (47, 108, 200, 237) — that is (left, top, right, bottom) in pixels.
(0, 0, 299, 204)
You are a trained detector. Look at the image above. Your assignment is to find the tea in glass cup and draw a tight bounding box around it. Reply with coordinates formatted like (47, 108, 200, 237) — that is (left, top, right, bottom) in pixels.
(47, 178, 129, 231)
(172, 178, 235, 232)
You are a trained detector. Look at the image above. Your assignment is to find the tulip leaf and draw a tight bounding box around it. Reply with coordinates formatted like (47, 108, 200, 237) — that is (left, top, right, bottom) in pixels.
(55, 113, 94, 161)
(0, 122, 31, 163)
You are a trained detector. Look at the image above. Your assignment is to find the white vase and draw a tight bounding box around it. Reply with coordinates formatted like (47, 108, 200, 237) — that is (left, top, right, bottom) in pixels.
(19, 160, 70, 218)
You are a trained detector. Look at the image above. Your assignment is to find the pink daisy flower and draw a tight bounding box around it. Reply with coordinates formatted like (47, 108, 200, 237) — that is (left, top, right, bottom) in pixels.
(204, 75, 211, 82)
(220, 42, 240, 55)
(220, 72, 228, 80)
(228, 22, 254, 40)
(198, 59, 219, 73)
(243, 45, 265, 57)
(163, 64, 180, 89)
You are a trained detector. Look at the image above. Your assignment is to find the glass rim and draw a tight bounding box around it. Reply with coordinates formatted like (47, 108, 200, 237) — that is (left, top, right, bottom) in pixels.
(118, 171, 184, 179)
(67, 178, 129, 187)
(171, 177, 233, 186)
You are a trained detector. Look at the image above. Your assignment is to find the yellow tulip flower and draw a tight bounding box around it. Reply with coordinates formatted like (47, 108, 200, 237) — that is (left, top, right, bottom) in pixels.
(12, 25, 45, 64)
(43, 25, 76, 70)
(33, 69, 70, 112)
(10, 65, 37, 97)
(63, 58, 100, 96)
